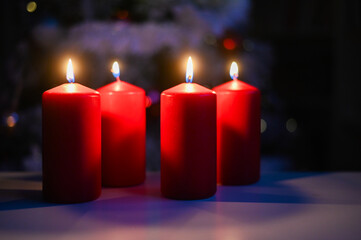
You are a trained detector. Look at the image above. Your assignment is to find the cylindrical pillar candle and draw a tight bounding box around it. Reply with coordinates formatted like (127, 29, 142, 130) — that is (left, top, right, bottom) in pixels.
(97, 61, 146, 187)
(161, 57, 217, 200)
(213, 62, 261, 185)
(42, 59, 101, 203)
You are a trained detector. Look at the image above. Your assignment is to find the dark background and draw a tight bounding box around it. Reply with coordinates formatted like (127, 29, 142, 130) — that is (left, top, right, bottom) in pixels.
(1, 0, 360, 172)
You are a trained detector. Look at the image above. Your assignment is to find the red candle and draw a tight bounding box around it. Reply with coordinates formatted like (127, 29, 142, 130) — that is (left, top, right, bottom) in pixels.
(213, 62, 261, 185)
(97, 61, 146, 187)
(42, 59, 101, 203)
(161, 57, 217, 200)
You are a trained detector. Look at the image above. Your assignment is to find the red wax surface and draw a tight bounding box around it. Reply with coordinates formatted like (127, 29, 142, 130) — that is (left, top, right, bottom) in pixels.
(42, 83, 101, 203)
(213, 80, 261, 185)
(97, 81, 146, 187)
(161, 83, 217, 200)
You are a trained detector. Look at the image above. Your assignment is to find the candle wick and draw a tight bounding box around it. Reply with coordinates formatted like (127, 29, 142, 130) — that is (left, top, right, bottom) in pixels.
(116, 76, 121, 82)
(187, 75, 192, 82)
(232, 75, 238, 81)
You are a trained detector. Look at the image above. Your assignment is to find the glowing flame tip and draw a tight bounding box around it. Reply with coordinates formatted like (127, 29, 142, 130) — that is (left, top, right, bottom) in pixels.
(66, 59, 75, 83)
(230, 61, 238, 80)
(185, 56, 193, 83)
(111, 61, 120, 78)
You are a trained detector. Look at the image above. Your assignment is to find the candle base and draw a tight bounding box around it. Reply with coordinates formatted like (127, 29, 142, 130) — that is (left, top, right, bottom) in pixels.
(161, 189, 216, 200)
(218, 175, 260, 186)
(102, 177, 145, 188)
(43, 191, 101, 204)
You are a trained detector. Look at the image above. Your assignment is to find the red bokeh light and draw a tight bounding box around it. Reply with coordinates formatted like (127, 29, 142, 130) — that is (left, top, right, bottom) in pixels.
(117, 10, 129, 20)
(145, 96, 152, 108)
(223, 38, 236, 50)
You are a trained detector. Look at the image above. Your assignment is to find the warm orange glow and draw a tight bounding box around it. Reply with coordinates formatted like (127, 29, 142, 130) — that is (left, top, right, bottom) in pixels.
(223, 38, 236, 50)
(66, 59, 75, 83)
(186, 56, 193, 83)
(6, 116, 16, 127)
(230, 61, 239, 80)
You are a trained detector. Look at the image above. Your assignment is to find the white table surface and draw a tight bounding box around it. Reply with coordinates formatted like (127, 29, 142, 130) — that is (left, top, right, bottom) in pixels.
(0, 171, 360, 240)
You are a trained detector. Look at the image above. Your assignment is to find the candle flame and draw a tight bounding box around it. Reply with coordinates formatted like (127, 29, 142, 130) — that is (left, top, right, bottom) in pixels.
(111, 61, 120, 79)
(230, 61, 238, 80)
(66, 59, 75, 83)
(185, 56, 193, 83)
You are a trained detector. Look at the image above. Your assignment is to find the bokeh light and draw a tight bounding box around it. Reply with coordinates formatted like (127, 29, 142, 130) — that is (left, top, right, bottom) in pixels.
(145, 96, 152, 108)
(6, 113, 19, 128)
(243, 39, 254, 51)
(261, 119, 267, 133)
(286, 118, 298, 133)
(223, 38, 236, 50)
(147, 90, 160, 104)
(117, 10, 129, 20)
(26, 1, 37, 13)
(203, 34, 217, 46)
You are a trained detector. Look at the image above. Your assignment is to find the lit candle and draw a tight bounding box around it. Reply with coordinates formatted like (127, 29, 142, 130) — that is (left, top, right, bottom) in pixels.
(161, 57, 217, 200)
(97, 61, 146, 187)
(42, 59, 101, 203)
(213, 61, 261, 185)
